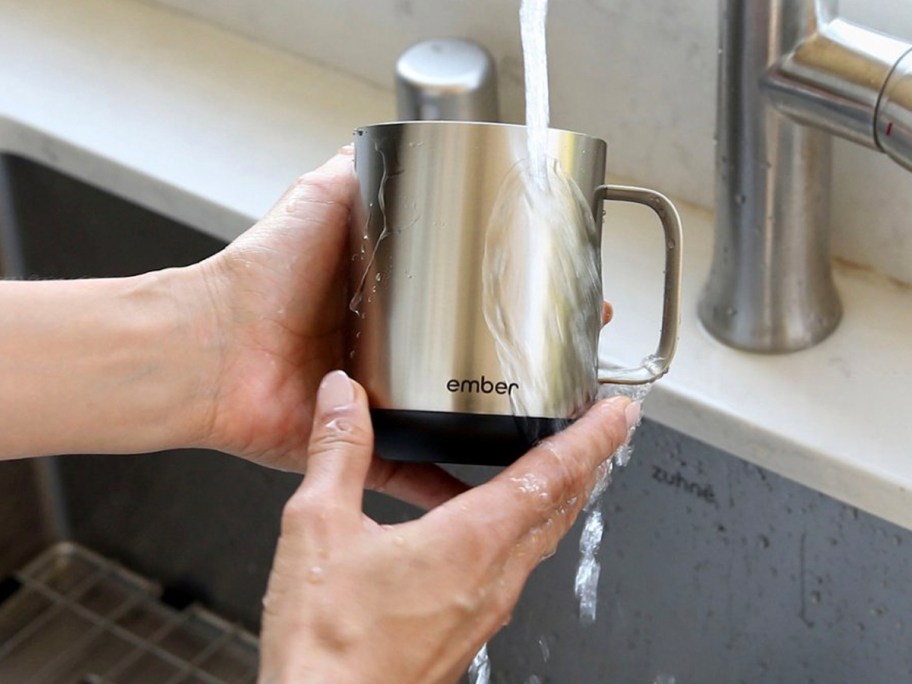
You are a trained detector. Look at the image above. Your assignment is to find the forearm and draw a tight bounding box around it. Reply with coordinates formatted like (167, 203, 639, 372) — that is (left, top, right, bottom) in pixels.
(0, 268, 217, 459)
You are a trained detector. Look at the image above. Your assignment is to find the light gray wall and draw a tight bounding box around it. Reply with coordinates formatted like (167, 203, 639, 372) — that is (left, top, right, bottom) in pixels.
(136, 0, 912, 286)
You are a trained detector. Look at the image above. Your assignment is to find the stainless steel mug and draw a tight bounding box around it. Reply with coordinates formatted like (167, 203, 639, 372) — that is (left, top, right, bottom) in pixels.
(347, 121, 682, 465)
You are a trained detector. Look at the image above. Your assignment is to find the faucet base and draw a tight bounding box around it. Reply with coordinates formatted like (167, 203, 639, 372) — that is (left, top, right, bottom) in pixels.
(698, 281, 843, 354)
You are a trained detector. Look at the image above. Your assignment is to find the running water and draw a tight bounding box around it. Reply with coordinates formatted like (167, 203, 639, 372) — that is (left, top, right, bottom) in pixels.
(574, 380, 652, 623)
(475, 0, 655, 678)
(470, 3, 558, 682)
(519, 0, 550, 189)
(483, 0, 603, 426)
(482, 158, 601, 421)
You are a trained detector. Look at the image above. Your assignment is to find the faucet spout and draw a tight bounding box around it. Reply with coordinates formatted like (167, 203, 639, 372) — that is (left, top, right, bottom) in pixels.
(699, 1, 912, 353)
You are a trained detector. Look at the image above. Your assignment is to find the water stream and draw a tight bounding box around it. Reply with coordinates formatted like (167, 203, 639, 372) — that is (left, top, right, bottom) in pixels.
(469, 0, 660, 680)
(519, 0, 550, 190)
(574, 381, 652, 624)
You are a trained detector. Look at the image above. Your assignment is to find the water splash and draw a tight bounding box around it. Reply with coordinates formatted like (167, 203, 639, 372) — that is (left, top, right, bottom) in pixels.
(349, 142, 404, 318)
(573, 374, 652, 624)
(538, 635, 550, 662)
(574, 507, 604, 623)
(482, 158, 601, 422)
(468, 643, 491, 684)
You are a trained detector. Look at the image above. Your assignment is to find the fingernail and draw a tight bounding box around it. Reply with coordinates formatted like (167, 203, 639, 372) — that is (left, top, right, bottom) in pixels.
(339, 143, 355, 156)
(625, 401, 641, 432)
(319, 370, 354, 411)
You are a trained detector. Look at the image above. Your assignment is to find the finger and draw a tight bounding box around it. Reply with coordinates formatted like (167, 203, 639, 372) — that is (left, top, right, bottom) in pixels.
(602, 300, 613, 326)
(300, 370, 374, 514)
(263, 145, 358, 233)
(366, 458, 471, 510)
(436, 396, 635, 548)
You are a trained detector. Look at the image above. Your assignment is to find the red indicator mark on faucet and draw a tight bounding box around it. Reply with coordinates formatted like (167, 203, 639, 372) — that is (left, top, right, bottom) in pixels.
(886, 122, 894, 137)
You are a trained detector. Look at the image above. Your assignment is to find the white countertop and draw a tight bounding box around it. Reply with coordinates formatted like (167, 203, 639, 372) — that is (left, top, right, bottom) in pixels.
(2, 0, 911, 528)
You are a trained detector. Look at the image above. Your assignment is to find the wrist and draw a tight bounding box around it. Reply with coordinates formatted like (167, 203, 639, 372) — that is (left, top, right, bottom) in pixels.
(257, 646, 352, 684)
(0, 271, 222, 459)
(152, 262, 227, 452)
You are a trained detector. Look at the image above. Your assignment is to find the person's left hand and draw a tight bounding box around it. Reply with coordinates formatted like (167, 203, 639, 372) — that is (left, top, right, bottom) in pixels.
(181, 147, 465, 509)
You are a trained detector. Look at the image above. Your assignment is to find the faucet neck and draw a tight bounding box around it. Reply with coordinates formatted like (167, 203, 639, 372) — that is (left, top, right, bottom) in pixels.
(700, 0, 912, 353)
(766, 15, 911, 149)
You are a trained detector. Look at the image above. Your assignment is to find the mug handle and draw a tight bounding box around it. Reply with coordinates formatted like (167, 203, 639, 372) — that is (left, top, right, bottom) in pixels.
(594, 184, 683, 385)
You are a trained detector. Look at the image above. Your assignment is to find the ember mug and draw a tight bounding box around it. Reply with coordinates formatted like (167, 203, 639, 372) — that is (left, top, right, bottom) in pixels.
(347, 121, 682, 465)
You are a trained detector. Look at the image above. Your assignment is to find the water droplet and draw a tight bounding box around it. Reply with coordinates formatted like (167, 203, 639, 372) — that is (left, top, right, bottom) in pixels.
(735, 194, 747, 205)
(349, 290, 363, 314)
(375, 272, 382, 282)
(538, 636, 550, 662)
(306, 566, 325, 584)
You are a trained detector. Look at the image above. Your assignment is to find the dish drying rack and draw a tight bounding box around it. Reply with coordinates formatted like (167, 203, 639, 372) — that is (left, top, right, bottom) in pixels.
(0, 543, 259, 683)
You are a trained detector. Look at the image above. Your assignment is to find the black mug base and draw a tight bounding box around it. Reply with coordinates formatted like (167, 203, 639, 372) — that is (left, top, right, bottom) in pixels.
(371, 408, 571, 467)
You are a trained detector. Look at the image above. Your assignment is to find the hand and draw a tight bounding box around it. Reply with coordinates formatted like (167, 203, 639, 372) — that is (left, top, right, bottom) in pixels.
(185, 147, 466, 508)
(257, 370, 636, 684)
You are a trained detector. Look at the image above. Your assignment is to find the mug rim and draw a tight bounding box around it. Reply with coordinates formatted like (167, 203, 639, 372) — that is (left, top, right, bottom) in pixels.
(355, 120, 606, 147)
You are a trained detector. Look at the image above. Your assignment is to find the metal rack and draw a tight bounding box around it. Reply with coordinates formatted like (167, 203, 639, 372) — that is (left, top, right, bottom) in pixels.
(0, 543, 259, 683)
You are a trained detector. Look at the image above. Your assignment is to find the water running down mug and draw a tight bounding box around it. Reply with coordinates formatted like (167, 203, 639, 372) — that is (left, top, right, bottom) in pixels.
(347, 121, 682, 465)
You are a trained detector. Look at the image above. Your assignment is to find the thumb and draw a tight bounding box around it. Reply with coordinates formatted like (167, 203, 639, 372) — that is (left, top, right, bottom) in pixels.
(225, 145, 357, 258)
(301, 370, 374, 515)
(264, 145, 357, 232)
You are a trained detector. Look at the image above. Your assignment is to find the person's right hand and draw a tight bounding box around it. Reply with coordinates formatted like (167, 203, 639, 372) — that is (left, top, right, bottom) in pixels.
(257, 370, 638, 684)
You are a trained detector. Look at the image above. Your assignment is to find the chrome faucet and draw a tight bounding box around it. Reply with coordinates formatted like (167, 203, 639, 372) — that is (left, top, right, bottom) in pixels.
(699, 0, 912, 353)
